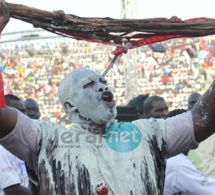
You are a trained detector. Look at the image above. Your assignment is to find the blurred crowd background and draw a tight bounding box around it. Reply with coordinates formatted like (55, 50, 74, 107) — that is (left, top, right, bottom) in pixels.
(1, 33, 215, 124)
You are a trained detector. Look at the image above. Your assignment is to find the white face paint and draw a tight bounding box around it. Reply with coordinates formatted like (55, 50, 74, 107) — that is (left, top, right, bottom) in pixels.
(60, 68, 117, 124)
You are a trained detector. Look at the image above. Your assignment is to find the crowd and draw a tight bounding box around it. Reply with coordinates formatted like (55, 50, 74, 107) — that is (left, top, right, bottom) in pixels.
(1, 35, 215, 123)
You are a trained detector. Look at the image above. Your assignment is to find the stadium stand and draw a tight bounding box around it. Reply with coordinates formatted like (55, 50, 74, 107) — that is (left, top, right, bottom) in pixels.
(1, 30, 215, 124)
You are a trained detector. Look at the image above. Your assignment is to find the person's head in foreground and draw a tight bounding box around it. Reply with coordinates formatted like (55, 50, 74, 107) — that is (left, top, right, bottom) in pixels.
(24, 98, 41, 119)
(58, 68, 117, 132)
(143, 95, 168, 119)
(4, 94, 25, 114)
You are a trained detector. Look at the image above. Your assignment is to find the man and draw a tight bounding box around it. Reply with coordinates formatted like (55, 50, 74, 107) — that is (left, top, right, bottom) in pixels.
(24, 98, 41, 120)
(164, 109, 215, 195)
(1, 2, 215, 195)
(0, 94, 31, 195)
(143, 95, 168, 119)
(188, 92, 215, 177)
(1, 66, 214, 194)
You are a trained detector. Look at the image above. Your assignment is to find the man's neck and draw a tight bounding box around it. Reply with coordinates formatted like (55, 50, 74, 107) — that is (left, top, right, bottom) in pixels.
(71, 113, 108, 135)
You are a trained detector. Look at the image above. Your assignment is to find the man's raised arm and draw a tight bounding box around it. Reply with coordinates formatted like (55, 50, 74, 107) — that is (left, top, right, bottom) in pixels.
(192, 81, 215, 142)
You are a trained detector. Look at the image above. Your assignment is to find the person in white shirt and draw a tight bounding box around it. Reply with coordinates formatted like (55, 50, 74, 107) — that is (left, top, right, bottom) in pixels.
(164, 109, 215, 195)
(0, 145, 30, 195)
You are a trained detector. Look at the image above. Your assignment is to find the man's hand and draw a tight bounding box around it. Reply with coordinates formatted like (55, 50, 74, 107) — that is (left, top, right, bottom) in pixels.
(0, 0, 10, 32)
(169, 16, 183, 23)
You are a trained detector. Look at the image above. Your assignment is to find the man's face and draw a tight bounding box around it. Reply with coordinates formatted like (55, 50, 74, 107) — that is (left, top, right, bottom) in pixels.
(69, 69, 117, 124)
(148, 100, 168, 119)
(24, 100, 40, 119)
(8, 100, 25, 114)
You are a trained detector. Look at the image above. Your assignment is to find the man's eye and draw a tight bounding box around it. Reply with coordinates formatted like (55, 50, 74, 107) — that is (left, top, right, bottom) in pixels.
(83, 80, 94, 88)
(100, 78, 107, 85)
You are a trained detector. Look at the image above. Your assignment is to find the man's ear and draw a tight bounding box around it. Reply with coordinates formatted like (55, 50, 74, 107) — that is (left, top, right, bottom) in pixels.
(64, 102, 77, 113)
(64, 102, 72, 110)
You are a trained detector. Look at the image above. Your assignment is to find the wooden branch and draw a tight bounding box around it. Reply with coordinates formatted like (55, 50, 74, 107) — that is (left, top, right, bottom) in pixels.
(6, 2, 215, 48)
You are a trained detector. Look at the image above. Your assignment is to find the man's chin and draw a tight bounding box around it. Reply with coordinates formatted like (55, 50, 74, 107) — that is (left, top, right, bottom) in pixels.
(104, 100, 116, 108)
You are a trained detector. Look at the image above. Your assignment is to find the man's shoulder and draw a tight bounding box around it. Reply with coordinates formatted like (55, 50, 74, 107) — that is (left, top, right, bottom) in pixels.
(131, 118, 166, 137)
(111, 120, 167, 142)
(28, 120, 70, 143)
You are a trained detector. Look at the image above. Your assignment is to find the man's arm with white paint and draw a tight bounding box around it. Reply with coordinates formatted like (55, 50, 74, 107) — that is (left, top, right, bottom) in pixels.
(192, 81, 215, 142)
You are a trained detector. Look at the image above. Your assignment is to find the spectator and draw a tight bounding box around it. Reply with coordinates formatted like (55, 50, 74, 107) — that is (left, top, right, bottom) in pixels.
(2, 30, 215, 124)
(143, 95, 168, 118)
(24, 98, 41, 120)
(0, 145, 31, 195)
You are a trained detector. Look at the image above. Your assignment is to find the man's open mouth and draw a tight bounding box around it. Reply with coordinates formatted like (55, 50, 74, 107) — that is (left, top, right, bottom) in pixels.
(102, 91, 116, 107)
(102, 91, 113, 102)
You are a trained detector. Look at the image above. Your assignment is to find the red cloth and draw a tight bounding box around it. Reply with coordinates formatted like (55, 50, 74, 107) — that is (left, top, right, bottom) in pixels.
(0, 73, 4, 108)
